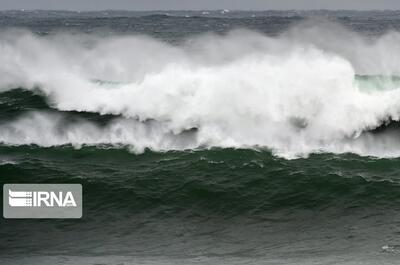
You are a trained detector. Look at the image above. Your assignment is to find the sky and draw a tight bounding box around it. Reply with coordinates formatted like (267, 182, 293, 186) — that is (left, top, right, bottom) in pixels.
(1, 0, 400, 11)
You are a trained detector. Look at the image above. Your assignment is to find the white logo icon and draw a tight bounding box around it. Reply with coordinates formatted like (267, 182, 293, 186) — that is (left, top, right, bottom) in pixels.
(8, 190, 33, 207)
(8, 189, 77, 207)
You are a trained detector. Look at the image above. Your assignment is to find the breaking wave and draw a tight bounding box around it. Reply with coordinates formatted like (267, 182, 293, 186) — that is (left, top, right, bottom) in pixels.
(2, 21, 400, 158)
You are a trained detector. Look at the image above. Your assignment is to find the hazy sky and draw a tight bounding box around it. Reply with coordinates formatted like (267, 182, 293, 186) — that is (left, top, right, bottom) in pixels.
(1, 0, 400, 11)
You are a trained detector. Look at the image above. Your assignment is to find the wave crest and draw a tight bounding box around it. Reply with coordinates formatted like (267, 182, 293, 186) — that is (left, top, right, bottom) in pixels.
(1, 23, 400, 158)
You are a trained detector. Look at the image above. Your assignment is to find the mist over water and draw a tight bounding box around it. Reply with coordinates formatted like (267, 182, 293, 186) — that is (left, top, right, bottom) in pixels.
(1, 20, 400, 157)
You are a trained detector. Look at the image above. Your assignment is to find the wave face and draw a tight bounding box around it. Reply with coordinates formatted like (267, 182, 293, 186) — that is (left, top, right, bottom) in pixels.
(1, 146, 400, 261)
(2, 21, 400, 157)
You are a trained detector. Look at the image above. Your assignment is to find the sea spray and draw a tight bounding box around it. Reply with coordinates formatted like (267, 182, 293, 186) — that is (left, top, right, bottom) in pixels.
(1, 23, 400, 157)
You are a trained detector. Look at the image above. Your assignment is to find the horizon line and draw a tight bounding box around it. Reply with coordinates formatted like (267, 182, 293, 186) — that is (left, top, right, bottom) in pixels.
(0, 8, 399, 12)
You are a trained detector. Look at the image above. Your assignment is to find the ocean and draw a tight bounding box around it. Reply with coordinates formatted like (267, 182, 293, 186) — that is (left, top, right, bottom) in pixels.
(0, 10, 400, 264)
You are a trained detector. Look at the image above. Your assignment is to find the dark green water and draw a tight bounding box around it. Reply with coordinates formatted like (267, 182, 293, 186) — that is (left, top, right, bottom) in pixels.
(1, 146, 400, 264)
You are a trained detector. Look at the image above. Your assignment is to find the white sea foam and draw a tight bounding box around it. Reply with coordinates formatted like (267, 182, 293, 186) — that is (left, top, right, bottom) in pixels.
(1, 21, 400, 158)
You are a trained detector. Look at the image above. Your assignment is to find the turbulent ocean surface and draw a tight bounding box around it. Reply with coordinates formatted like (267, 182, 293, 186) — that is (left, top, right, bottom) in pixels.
(2, 10, 400, 264)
